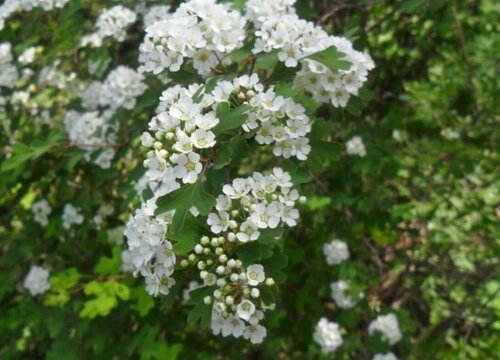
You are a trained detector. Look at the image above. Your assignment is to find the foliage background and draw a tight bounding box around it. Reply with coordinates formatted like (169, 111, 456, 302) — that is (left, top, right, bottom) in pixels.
(0, 0, 498, 359)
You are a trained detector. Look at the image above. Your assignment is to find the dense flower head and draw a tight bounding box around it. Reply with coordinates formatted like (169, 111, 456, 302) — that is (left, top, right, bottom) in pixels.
(62, 203, 84, 230)
(0, 0, 70, 31)
(368, 313, 403, 345)
(0, 42, 18, 89)
(99, 66, 147, 110)
(81, 5, 136, 47)
(313, 318, 343, 353)
(246, 3, 374, 108)
(330, 280, 356, 309)
(173, 169, 303, 343)
(245, 0, 296, 23)
(63, 109, 117, 169)
(32, 199, 52, 226)
(373, 353, 399, 360)
(346, 136, 367, 157)
(139, 0, 246, 76)
(323, 239, 350, 265)
(23, 265, 50, 296)
(142, 5, 172, 28)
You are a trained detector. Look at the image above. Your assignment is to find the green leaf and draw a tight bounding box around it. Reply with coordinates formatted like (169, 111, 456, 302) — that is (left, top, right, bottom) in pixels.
(80, 281, 130, 319)
(169, 213, 208, 254)
(186, 286, 215, 328)
(305, 46, 351, 72)
(155, 181, 215, 234)
(44, 268, 81, 307)
(131, 286, 155, 317)
(259, 228, 285, 244)
(236, 243, 273, 266)
(1, 132, 63, 172)
(212, 104, 251, 135)
(94, 246, 122, 275)
(260, 253, 288, 284)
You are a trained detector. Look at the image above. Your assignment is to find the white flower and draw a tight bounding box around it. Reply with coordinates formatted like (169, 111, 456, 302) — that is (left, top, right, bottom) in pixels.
(207, 211, 230, 234)
(330, 88, 350, 108)
(236, 299, 256, 321)
(246, 264, 265, 286)
(323, 239, 350, 265)
(250, 203, 281, 229)
(313, 318, 343, 353)
(95, 5, 137, 43)
(18, 47, 36, 64)
(243, 324, 267, 344)
(62, 204, 84, 230)
(99, 66, 146, 110)
(32, 199, 51, 226)
(330, 281, 356, 309)
(236, 220, 260, 242)
(373, 353, 398, 360)
(368, 313, 403, 345)
(346, 136, 367, 157)
(23, 266, 50, 296)
(191, 129, 216, 149)
(171, 152, 202, 184)
(222, 315, 245, 338)
(223, 178, 252, 199)
(173, 130, 193, 153)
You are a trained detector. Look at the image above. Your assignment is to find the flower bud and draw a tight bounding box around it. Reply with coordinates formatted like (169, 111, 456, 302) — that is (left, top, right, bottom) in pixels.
(218, 254, 228, 263)
(215, 247, 224, 255)
(225, 295, 234, 305)
(200, 270, 208, 279)
(194, 244, 203, 254)
(197, 261, 205, 270)
(216, 265, 225, 274)
(251, 288, 260, 298)
(201, 236, 210, 245)
(266, 278, 275, 286)
(227, 233, 236, 242)
(203, 296, 212, 304)
(230, 273, 239, 282)
(180, 259, 189, 268)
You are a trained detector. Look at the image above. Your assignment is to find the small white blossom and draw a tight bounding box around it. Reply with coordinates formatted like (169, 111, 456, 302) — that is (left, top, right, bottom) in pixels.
(313, 318, 343, 353)
(23, 265, 50, 296)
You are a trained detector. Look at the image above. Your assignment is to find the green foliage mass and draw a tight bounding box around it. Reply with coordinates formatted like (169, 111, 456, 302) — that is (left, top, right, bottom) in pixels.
(0, 0, 498, 359)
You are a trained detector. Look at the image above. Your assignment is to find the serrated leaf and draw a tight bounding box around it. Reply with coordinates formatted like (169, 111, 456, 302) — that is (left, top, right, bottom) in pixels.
(305, 46, 351, 72)
(155, 181, 215, 234)
(213, 104, 251, 135)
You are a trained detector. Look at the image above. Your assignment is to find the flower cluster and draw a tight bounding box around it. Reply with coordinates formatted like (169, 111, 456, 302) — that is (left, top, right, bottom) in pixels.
(247, 0, 374, 108)
(373, 353, 398, 360)
(225, 74, 312, 160)
(179, 169, 303, 343)
(346, 135, 367, 157)
(18, 46, 36, 65)
(142, 84, 218, 185)
(313, 318, 343, 353)
(323, 239, 350, 265)
(62, 203, 84, 230)
(0, 43, 18, 89)
(0, 0, 70, 31)
(138, 0, 246, 76)
(368, 313, 403, 346)
(23, 265, 50, 296)
(81, 5, 137, 47)
(32, 199, 52, 226)
(142, 5, 172, 29)
(245, 0, 296, 23)
(124, 194, 178, 296)
(99, 66, 147, 110)
(330, 280, 356, 309)
(63, 110, 117, 169)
